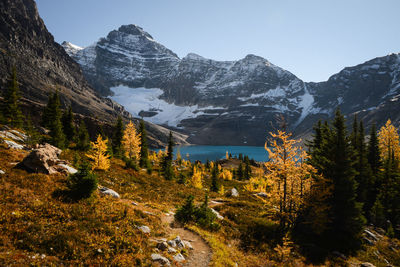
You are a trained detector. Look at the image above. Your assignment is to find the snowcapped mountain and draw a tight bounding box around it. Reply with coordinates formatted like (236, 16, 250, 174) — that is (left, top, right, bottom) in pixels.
(62, 24, 400, 145)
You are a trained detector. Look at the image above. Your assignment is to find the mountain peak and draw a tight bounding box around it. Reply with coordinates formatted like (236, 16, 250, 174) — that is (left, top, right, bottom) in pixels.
(183, 53, 207, 61)
(117, 24, 154, 40)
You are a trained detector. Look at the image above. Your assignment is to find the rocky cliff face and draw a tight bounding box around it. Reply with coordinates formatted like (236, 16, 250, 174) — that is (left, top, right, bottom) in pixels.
(0, 0, 188, 148)
(0, 0, 132, 121)
(64, 24, 400, 145)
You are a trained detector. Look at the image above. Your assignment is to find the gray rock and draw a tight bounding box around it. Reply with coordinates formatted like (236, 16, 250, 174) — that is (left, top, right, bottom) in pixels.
(173, 236, 185, 249)
(360, 263, 376, 267)
(255, 192, 268, 198)
(167, 240, 176, 248)
(18, 143, 68, 174)
(137, 225, 151, 234)
(167, 247, 177, 254)
(211, 208, 224, 220)
(99, 187, 120, 198)
(173, 253, 185, 262)
(151, 253, 170, 266)
(183, 240, 193, 250)
(364, 229, 378, 241)
(230, 188, 239, 197)
(0, 169, 5, 175)
(4, 140, 24, 150)
(57, 164, 78, 174)
(156, 241, 168, 251)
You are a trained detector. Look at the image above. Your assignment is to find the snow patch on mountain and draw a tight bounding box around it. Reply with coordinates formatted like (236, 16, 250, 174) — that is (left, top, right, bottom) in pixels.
(110, 86, 223, 127)
(294, 85, 315, 126)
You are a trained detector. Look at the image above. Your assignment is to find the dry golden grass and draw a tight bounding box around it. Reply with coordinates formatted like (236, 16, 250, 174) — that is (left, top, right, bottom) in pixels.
(1, 146, 399, 266)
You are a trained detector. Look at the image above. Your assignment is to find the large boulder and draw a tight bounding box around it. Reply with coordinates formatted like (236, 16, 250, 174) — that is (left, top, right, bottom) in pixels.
(18, 143, 73, 174)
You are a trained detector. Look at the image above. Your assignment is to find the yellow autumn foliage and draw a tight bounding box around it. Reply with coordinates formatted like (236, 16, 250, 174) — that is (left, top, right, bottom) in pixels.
(246, 130, 318, 225)
(219, 169, 233, 180)
(122, 121, 141, 160)
(192, 166, 203, 189)
(378, 119, 400, 161)
(86, 134, 110, 170)
(218, 184, 225, 196)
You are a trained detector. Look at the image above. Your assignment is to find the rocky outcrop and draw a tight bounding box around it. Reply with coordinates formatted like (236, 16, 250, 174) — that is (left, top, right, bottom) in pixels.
(18, 143, 75, 174)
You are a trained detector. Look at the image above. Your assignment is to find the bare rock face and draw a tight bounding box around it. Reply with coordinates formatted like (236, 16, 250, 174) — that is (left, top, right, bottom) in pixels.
(18, 143, 73, 174)
(0, 0, 130, 122)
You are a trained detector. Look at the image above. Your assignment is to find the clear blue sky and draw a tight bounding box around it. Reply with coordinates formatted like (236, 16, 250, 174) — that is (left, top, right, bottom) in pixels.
(36, 0, 400, 82)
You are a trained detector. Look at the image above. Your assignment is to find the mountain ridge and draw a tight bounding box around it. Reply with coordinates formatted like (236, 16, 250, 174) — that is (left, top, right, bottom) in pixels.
(63, 24, 400, 145)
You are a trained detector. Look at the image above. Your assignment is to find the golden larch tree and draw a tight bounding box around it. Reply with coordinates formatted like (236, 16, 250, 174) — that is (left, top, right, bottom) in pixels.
(122, 121, 141, 160)
(86, 134, 110, 170)
(378, 119, 400, 161)
(247, 130, 318, 227)
(219, 169, 233, 180)
(192, 166, 203, 189)
(226, 151, 229, 159)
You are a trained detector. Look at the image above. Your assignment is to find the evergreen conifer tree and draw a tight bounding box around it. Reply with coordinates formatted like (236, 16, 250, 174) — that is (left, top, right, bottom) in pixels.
(45, 92, 65, 148)
(237, 163, 244, 180)
(77, 120, 90, 151)
(325, 110, 365, 251)
(112, 116, 124, 157)
(244, 156, 252, 180)
(161, 131, 175, 180)
(2, 67, 23, 127)
(62, 106, 75, 145)
(211, 164, 219, 192)
(139, 119, 150, 168)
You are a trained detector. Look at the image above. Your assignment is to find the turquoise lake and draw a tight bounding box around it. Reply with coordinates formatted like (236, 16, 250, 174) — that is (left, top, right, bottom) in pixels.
(172, 145, 269, 163)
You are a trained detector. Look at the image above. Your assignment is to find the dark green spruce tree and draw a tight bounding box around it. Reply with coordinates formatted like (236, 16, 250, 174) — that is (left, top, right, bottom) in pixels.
(162, 131, 175, 180)
(112, 116, 124, 157)
(325, 110, 365, 251)
(138, 119, 150, 168)
(62, 106, 75, 146)
(352, 120, 373, 215)
(237, 163, 244, 180)
(244, 156, 252, 180)
(1, 67, 23, 127)
(76, 120, 90, 151)
(211, 164, 219, 192)
(43, 92, 65, 148)
(366, 123, 382, 221)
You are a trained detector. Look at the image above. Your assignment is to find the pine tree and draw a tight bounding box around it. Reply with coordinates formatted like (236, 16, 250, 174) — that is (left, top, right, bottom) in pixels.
(161, 131, 175, 180)
(24, 115, 40, 148)
(211, 164, 219, 192)
(122, 121, 141, 161)
(138, 119, 150, 168)
(244, 156, 252, 180)
(354, 121, 373, 214)
(1, 67, 23, 127)
(76, 120, 90, 151)
(237, 163, 244, 180)
(166, 131, 174, 161)
(112, 116, 124, 157)
(368, 123, 382, 176)
(62, 106, 75, 145)
(86, 134, 110, 170)
(324, 110, 365, 251)
(43, 92, 65, 148)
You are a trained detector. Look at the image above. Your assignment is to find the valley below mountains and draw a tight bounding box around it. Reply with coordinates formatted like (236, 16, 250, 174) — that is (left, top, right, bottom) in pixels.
(63, 24, 400, 145)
